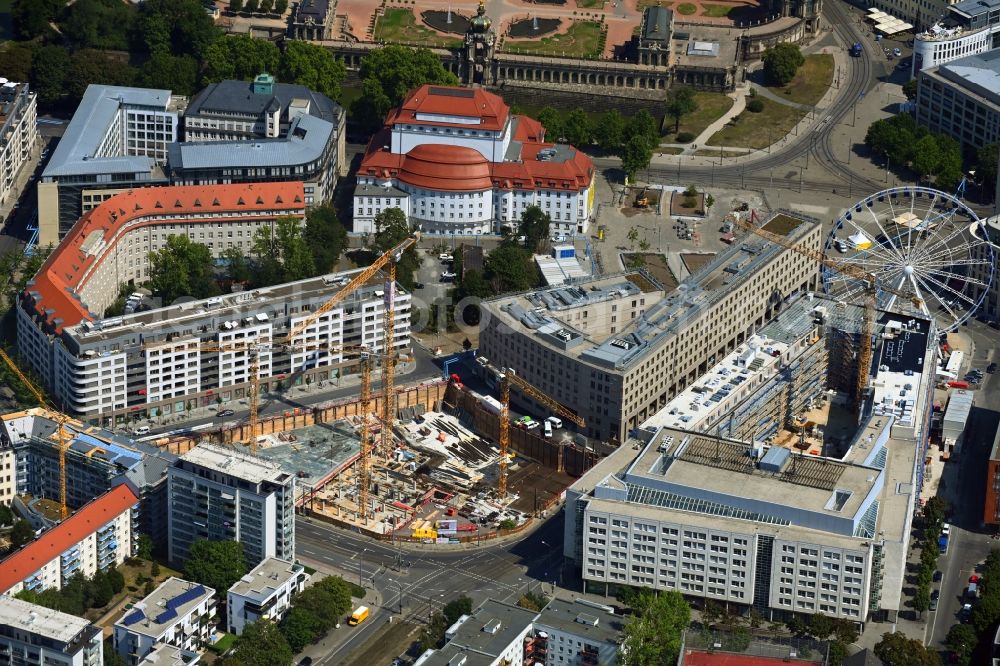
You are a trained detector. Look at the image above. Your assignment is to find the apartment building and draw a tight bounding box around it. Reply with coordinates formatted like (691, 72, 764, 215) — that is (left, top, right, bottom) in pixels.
(915, 49, 1000, 150)
(38, 79, 345, 244)
(227, 558, 308, 635)
(137, 644, 199, 666)
(167, 444, 295, 567)
(0, 443, 12, 505)
(0, 484, 139, 595)
(0, 595, 104, 666)
(114, 577, 216, 666)
(354, 85, 596, 238)
(419, 599, 538, 666)
(531, 598, 621, 666)
(912, 0, 1000, 77)
(479, 212, 821, 442)
(0, 80, 38, 207)
(17, 182, 411, 421)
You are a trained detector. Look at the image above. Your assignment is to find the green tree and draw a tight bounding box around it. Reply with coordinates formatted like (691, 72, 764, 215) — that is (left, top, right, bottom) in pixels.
(138, 53, 199, 96)
(518, 206, 551, 252)
(0, 503, 13, 526)
(946, 623, 976, 666)
(762, 43, 805, 86)
(133, 0, 221, 59)
(137, 534, 154, 560)
(443, 596, 473, 625)
(66, 51, 138, 104)
(275, 0, 288, 12)
(976, 141, 999, 196)
(532, 107, 562, 142)
(911, 134, 941, 183)
(222, 248, 253, 285)
(107, 565, 125, 594)
(828, 640, 851, 666)
(91, 569, 114, 607)
(292, 576, 352, 631)
(281, 607, 322, 651)
(595, 109, 625, 152)
(356, 45, 459, 130)
(0, 43, 35, 85)
(244, 0, 259, 11)
(31, 46, 71, 108)
(621, 590, 690, 666)
(971, 591, 1000, 633)
(104, 648, 126, 666)
(62, 0, 135, 51)
(230, 0, 244, 12)
(370, 207, 420, 289)
(147, 235, 219, 305)
(150, 561, 161, 577)
(665, 85, 698, 133)
(260, 0, 274, 12)
(485, 245, 537, 293)
(304, 204, 348, 273)
(626, 109, 660, 150)
(627, 226, 639, 250)
(11, 0, 62, 40)
(183, 540, 248, 593)
(621, 134, 653, 182)
(202, 35, 281, 84)
(922, 496, 948, 528)
(562, 108, 593, 147)
(517, 590, 549, 612)
(912, 581, 929, 616)
(902, 78, 919, 101)
(10, 519, 34, 548)
(280, 41, 346, 102)
(230, 619, 293, 666)
(873, 631, 941, 666)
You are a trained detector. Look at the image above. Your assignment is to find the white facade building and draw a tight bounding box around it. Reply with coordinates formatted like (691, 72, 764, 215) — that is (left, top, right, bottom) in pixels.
(354, 85, 595, 238)
(0, 443, 13, 505)
(167, 444, 295, 567)
(417, 599, 538, 666)
(0, 595, 104, 666)
(0, 484, 139, 596)
(0, 80, 38, 208)
(227, 558, 308, 635)
(912, 0, 1000, 76)
(114, 577, 216, 666)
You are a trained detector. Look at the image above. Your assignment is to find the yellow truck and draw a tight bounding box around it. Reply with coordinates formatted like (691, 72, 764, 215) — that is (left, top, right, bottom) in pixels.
(348, 606, 370, 626)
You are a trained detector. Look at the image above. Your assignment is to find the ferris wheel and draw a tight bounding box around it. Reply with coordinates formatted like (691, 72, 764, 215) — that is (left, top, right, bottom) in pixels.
(823, 186, 994, 333)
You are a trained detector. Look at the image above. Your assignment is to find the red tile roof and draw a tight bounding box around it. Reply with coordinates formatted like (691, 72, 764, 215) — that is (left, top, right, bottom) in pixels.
(386, 85, 510, 132)
(398, 144, 493, 191)
(24, 182, 305, 334)
(683, 651, 819, 666)
(0, 484, 140, 594)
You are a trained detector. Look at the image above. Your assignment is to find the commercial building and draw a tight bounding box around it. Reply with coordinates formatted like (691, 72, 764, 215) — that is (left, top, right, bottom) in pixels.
(113, 577, 216, 666)
(167, 444, 295, 567)
(0, 484, 139, 595)
(354, 85, 596, 239)
(17, 182, 411, 421)
(970, 213, 1000, 321)
(912, 0, 1000, 77)
(0, 79, 38, 208)
(227, 558, 308, 635)
(479, 212, 822, 442)
(915, 49, 1000, 150)
(0, 595, 104, 666)
(38, 79, 345, 244)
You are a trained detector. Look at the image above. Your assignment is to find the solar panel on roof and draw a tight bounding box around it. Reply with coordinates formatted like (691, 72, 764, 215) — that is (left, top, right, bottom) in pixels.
(155, 609, 177, 624)
(428, 87, 475, 98)
(123, 610, 145, 626)
(166, 584, 206, 610)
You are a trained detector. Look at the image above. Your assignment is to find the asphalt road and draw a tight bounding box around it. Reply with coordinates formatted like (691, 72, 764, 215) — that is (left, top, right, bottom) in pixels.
(295, 512, 569, 664)
(927, 319, 1000, 648)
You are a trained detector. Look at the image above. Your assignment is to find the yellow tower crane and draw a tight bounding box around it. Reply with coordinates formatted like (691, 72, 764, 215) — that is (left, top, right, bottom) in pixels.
(0, 348, 72, 519)
(733, 213, 924, 414)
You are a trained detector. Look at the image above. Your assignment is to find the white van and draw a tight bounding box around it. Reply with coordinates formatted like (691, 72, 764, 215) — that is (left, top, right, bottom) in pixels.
(547, 416, 563, 429)
(132, 425, 150, 436)
(544, 421, 553, 438)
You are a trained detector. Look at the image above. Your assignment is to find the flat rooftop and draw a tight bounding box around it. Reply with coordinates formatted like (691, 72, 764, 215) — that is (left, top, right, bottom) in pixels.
(933, 49, 1000, 107)
(228, 558, 303, 601)
(138, 644, 198, 666)
(535, 598, 623, 645)
(178, 443, 290, 485)
(118, 577, 214, 638)
(256, 422, 360, 491)
(421, 599, 537, 665)
(0, 594, 95, 644)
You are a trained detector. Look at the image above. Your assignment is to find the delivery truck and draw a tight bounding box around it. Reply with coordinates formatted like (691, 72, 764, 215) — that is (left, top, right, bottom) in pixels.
(349, 606, 370, 626)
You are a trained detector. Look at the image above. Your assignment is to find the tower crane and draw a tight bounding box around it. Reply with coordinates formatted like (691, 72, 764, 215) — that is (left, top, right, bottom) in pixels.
(0, 348, 72, 519)
(733, 213, 924, 414)
(475, 359, 584, 498)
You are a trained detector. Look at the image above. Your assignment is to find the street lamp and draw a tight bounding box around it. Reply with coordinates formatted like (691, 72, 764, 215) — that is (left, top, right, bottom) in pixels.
(359, 548, 367, 587)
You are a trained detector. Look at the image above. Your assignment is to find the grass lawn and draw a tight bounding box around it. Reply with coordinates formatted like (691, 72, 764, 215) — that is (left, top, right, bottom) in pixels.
(658, 146, 684, 155)
(211, 633, 237, 654)
(694, 149, 748, 158)
(637, 0, 672, 8)
(764, 53, 834, 107)
(676, 2, 698, 14)
(505, 21, 604, 58)
(705, 97, 805, 149)
(375, 8, 462, 48)
(660, 91, 734, 142)
(701, 2, 734, 16)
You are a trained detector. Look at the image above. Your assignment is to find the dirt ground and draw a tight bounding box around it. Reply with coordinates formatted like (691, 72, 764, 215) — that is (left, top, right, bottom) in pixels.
(621, 253, 678, 290)
(340, 619, 423, 666)
(680, 252, 717, 274)
(505, 463, 576, 515)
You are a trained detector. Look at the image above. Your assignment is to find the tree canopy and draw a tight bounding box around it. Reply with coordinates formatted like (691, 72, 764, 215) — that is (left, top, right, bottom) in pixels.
(147, 235, 219, 305)
(621, 589, 690, 665)
(132, 0, 221, 60)
(865, 113, 962, 189)
(304, 204, 348, 274)
(485, 245, 538, 293)
(183, 540, 248, 593)
(252, 217, 316, 285)
(61, 0, 135, 51)
(518, 206, 551, 252)
(595, 110, 626, 152)
(356, 45, 460, 130)
(621, 134, 654, 182)
(203, 35, 281, 85)
(280, 41, 347, 102)
(873, 631, 941, 666)
(370, 207, 420, 289)
(11, 0, 62, 41)
(229, 619, 293, 666)
(279, 576, 352, 651)
(665, 86, 698, 133)
(762, 43, 805, 86)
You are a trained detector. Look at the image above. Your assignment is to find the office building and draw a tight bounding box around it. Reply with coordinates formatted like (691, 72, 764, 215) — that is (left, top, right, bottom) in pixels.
(0, 595, 104, 666)
(969, 213, 1000, 322)
(915, 49, 1000, 150)
(912, 0, 1000, 77)
(0, 484, 139, 595)
(38, 79, 346, 244)
(227, 558, 308, 635)
(113, 577, 216, 666)
(0, 79, 38, 208)
(479, 212, 821, 442)
(354, 85, 596, 238)
(17, 182, 411, 421)
(167, 444, 295, 567)
(531, 598, 621, 666)
(418, 599, 538, 666)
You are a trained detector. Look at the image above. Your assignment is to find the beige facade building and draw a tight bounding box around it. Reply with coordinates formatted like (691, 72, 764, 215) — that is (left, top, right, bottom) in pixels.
(479, 212, 822, 441)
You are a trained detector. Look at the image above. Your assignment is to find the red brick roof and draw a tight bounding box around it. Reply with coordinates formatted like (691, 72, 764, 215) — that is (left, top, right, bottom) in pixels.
(398, 144, 493, 191)
(683, 651, 820, 666)
(0, 484, 140, 594)
(386, 85, 510, 132)
(24, 182, 305, 334)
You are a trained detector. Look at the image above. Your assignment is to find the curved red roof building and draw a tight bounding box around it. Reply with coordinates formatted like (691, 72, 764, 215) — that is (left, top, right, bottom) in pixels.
(353, 85, 595, 238)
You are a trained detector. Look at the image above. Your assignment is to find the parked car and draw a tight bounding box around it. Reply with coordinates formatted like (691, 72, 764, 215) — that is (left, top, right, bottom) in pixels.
(547, 416, 563, 429)
(933, 570, 942, 582)
(216, 409, 235, 418)
(942, 523, 951, 536)
(930, 590, 939, 610)
(439, 253, 454, 262)
(988, 363, 998, 374)
(414, 282, 425, 290)
(893, 47, 902, 56)
(132, 425, 150, 436)
(441, 271, 457, 280)
(970, 574, 981, 584)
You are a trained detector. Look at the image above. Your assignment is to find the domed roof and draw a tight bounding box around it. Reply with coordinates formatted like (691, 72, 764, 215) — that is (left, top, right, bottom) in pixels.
(398, 144, 493, 191)
(469, 0, 492, 33)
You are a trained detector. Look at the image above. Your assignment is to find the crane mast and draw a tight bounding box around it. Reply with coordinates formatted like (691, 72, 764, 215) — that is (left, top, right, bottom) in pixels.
(357, 350, 373, 521)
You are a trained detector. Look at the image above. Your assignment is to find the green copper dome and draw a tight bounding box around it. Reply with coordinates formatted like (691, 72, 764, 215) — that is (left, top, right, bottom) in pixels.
(470, 0, 492, 32)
